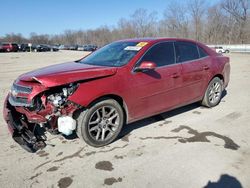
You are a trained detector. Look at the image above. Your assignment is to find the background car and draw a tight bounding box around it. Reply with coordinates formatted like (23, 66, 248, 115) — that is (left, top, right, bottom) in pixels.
(11, 43, 19, 52)
(82, 44, 98, 51)
(36, 44, 50, 52)
(214, 46, 230, 53)
(0, 43, 19, 52)
(36, 44, 59, 52)
(48, 45, 59, 51)
(20, 43, 37, 52)
(69, 45, 79, 50)
(77, 45, 84, 51)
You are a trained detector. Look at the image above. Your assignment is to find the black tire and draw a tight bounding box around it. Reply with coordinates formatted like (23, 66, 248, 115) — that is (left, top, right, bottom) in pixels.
(202, 77, 223, 108)
(76, 99, 124, 147)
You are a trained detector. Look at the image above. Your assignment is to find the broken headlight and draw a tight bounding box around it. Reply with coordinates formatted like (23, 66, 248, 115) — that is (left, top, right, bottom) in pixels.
(47, 83, 78, 107)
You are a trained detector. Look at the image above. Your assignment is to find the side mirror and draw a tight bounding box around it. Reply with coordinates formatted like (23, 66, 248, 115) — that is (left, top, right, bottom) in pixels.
(134, 61, 157, 72)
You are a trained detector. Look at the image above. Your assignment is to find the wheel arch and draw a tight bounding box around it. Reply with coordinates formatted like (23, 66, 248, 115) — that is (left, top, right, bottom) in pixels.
(86, 94, 129, 124)
(202, 74, 224, 99)
(212, 74, 224, 82)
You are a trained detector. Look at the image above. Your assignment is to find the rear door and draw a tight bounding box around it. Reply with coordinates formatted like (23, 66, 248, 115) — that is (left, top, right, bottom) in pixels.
(129, 42, 182, 119)
(174, 41, 208, 103)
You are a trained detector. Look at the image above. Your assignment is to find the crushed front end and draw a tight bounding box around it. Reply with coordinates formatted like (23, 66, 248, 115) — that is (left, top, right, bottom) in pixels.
(3, 79, 80, 152)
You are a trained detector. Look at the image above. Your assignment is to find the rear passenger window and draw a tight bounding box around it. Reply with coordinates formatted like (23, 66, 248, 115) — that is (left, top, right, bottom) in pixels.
(175, 42, 199, 63)
(198, 46, 208, 58)
(140, 42, 175, 67)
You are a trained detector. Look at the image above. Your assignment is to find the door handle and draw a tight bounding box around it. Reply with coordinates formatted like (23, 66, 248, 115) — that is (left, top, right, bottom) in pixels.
(171, 73, 180, 78)
(203, 65, 210, 70)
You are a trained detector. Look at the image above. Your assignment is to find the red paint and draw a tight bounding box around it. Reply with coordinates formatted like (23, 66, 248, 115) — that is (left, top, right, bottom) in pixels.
(19, 62, 117, 87)
(3, 38, 230, 134)
(137, 61, 157, 70)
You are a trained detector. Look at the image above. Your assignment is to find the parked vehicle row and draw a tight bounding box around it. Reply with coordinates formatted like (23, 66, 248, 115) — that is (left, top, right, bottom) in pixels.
(0, 42, 98, 53)
(0, 42, 59, 52)
(59, 44, 98, 51)
(20, 44, 59, 52)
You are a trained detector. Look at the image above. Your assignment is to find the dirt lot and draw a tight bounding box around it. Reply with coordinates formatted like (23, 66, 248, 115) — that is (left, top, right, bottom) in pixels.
(0, 51, 249, 188)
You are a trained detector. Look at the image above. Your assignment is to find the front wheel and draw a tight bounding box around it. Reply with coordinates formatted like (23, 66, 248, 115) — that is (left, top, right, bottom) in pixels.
(202, 77, 223, 108)
(76, 99, 124, 147)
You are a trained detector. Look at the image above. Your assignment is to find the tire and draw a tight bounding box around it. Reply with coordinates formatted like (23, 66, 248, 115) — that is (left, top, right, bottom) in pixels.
(76, 99, 124, 147)
(202, 77, 223, 108)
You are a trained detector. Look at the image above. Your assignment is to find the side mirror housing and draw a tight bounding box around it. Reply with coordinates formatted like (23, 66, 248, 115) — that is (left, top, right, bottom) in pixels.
(134, 61, 157, 72)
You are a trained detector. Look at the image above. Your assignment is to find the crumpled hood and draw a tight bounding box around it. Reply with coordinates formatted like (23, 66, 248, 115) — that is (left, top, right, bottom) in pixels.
(18, 61, 117, 87)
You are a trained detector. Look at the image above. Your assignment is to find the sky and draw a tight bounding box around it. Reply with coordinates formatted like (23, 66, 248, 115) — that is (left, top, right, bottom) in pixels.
(0, 0, 220, 37)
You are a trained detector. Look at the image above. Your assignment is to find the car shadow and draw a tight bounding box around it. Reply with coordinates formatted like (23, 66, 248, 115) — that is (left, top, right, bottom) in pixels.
(221, 89, 227, 99)
(119, 89, 227, 140)
(119, 102, 201, 139)
(145, 70, 161, 79)
(62, 90, 227, 143)
(203, 174, 242, 188)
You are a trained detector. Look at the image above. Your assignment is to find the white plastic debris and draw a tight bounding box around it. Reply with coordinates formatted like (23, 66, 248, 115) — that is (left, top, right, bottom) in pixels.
(57, 116, 76, 136)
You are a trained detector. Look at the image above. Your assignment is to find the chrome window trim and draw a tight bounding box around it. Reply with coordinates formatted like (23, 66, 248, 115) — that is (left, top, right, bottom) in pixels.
(132, 40, 210, 73)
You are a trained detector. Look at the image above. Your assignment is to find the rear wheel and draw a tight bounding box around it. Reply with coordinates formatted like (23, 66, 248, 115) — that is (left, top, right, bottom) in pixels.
(202, 77, 223, 107)
(76, 99, 124, 147)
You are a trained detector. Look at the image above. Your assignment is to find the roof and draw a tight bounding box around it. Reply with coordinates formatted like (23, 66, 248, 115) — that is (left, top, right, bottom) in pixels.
(117, 37, 202, 44)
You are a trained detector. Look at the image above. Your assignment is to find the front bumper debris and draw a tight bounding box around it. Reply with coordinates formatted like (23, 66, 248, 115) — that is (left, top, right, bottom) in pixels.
(4, 99, 46, 153)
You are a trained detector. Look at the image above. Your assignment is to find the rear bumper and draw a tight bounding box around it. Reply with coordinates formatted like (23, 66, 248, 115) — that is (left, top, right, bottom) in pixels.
(3, 96, 46, 152)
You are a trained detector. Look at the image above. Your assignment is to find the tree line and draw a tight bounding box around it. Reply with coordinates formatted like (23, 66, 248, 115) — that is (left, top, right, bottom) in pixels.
(0, 0, 249, 47)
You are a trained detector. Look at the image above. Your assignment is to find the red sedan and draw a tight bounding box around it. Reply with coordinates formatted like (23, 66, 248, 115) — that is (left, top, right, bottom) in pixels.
(3, 38, 230, 152)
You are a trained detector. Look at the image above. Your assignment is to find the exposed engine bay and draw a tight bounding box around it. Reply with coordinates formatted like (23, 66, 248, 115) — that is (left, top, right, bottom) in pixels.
(4, 81, 80, 152)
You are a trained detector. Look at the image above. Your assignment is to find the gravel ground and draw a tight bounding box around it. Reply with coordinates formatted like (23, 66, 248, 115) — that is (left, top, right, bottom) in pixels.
(0, 51, 249, 188)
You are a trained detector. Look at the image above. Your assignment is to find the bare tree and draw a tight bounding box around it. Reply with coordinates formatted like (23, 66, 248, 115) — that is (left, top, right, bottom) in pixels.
(204, 5, 226, 44)
(1, 1, 250, 46)
(1, 33, 27, 43)
(30, 32, 50, 44)
(117, 18, 137, 38)
(221, 0, 249, 43)
(62, 30, 77, 45)
(130, 9, 158, 37)
(188, 0, 207, 41)
(161, 2, 189, 38)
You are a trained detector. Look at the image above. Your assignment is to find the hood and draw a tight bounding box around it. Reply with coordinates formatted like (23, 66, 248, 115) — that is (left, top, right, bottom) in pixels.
(19, 62, 117, 87)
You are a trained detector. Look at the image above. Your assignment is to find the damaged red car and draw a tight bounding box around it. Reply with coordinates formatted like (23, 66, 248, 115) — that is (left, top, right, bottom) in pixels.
(3, 38, 230, 152)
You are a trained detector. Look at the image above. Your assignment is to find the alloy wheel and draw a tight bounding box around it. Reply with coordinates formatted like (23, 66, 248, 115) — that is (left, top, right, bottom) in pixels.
(208, 81, 222, 104)
(88, 106, 120, 141)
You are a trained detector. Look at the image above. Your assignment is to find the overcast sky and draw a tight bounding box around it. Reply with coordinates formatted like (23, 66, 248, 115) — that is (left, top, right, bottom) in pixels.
(0, 0, 220, 37)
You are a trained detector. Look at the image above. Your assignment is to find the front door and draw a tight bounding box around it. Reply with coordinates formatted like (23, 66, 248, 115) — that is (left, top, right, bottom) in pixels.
(128, 42, 182, 120)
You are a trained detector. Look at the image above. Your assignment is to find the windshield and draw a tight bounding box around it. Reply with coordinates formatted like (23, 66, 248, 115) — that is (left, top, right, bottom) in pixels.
(80, 41, 145, 67)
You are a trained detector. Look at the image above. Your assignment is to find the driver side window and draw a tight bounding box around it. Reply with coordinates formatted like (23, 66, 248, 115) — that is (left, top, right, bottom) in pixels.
(139, 42, 175, 67)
